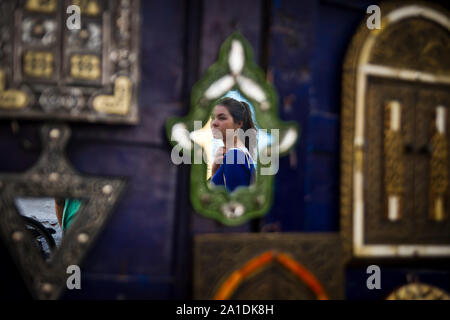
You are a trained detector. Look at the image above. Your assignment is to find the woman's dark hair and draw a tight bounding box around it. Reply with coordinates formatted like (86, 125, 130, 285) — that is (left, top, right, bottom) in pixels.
(216, 97, 257, 157)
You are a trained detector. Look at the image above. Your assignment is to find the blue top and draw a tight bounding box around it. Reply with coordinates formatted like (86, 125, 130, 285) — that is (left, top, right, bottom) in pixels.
(211, 148, 255, 192)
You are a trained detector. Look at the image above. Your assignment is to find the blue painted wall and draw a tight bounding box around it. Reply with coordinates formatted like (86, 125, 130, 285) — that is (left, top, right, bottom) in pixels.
(1, 0, 449, 299)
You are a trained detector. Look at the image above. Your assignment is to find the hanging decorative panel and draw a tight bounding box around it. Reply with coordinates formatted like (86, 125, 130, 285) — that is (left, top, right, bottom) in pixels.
(0, 0, 140, 124)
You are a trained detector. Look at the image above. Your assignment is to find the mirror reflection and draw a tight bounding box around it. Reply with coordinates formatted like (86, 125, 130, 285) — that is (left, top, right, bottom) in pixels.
(209, 97, 256, 192)
(191, 90, 274, 193)
(14, 197, 84, 260)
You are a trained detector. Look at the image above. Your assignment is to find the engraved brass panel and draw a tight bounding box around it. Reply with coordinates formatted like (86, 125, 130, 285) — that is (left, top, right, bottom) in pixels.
(387, 283, 450, 300)
(92, 76, 131, 115)
(71, 0, 101, 16)
(23, 51, 54, 78)
(25, 0, 57, 13)
(429, 108, 449, 221)
(70, 54, 101, 80)
(384, 101, 404, 221)
(0, 70, 28, 109)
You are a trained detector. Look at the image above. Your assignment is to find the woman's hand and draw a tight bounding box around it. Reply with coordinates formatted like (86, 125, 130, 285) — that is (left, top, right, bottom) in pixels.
(211, 147, 225, 177)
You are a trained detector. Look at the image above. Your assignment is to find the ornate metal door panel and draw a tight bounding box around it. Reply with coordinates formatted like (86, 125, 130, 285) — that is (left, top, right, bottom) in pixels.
(365, 80, 450, 245)
(365, 79, 416, 244)
(415, 87, 450, 239)
(341, 2, 450, 259)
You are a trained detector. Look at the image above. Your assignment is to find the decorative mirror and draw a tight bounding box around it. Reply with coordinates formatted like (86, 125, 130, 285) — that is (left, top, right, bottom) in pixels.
(166, 32, 299, 225)
(0, 124, 126, 299)
(0, 0, 140, 123)
(341, 2, 450, 260)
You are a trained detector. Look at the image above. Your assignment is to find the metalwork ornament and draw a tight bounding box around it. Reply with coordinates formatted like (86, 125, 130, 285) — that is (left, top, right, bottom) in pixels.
(39, 87, 85, 113)
(25, 0, 57, 13)
(22, 17, 57, 46)
(23, 51, 54, 78)
(92, 75, 131, 115)
(67, 23, 101, 51)
(429, 110, 448, 221)
(0, 69, 29, 109)
(384, 101, 404, 221)
(72, 0, 101, 16)
(70, 54, 101, 80)
(387, 283, 450, 300)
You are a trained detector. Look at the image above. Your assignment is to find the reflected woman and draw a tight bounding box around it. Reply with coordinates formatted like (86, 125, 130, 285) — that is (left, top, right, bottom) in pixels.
(210, 98, 256, 192)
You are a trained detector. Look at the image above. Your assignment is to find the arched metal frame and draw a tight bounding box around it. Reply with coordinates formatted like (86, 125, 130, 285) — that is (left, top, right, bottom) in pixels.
(341, 2, 450, 259)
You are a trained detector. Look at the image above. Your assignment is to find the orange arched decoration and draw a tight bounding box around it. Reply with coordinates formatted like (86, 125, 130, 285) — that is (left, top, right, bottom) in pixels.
(214, 251, 329, 300)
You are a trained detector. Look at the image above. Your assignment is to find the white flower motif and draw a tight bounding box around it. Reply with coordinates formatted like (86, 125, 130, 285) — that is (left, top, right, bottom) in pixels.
(228, 40, 244, 75)
(221, 202, 245, 219)
(204, 75, 235, 100)
(203, 39, 270, 111)
(172, 123, 192, 150)
(236, 75, 266, 103)
(279, 128, 298, 153)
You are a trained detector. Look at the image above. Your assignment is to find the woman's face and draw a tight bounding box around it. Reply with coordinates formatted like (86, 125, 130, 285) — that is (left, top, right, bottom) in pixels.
(211, 105, 242, 140)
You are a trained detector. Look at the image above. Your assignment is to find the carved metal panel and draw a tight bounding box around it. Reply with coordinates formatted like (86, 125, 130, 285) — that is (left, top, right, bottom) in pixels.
(194, 233, 344, 299)
(0, 0, 140, 124)
(341, 2, 450, 260)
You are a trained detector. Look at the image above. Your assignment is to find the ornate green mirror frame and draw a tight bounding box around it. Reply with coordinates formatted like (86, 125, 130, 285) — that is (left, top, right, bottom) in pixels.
(166, 32, 299, 225)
